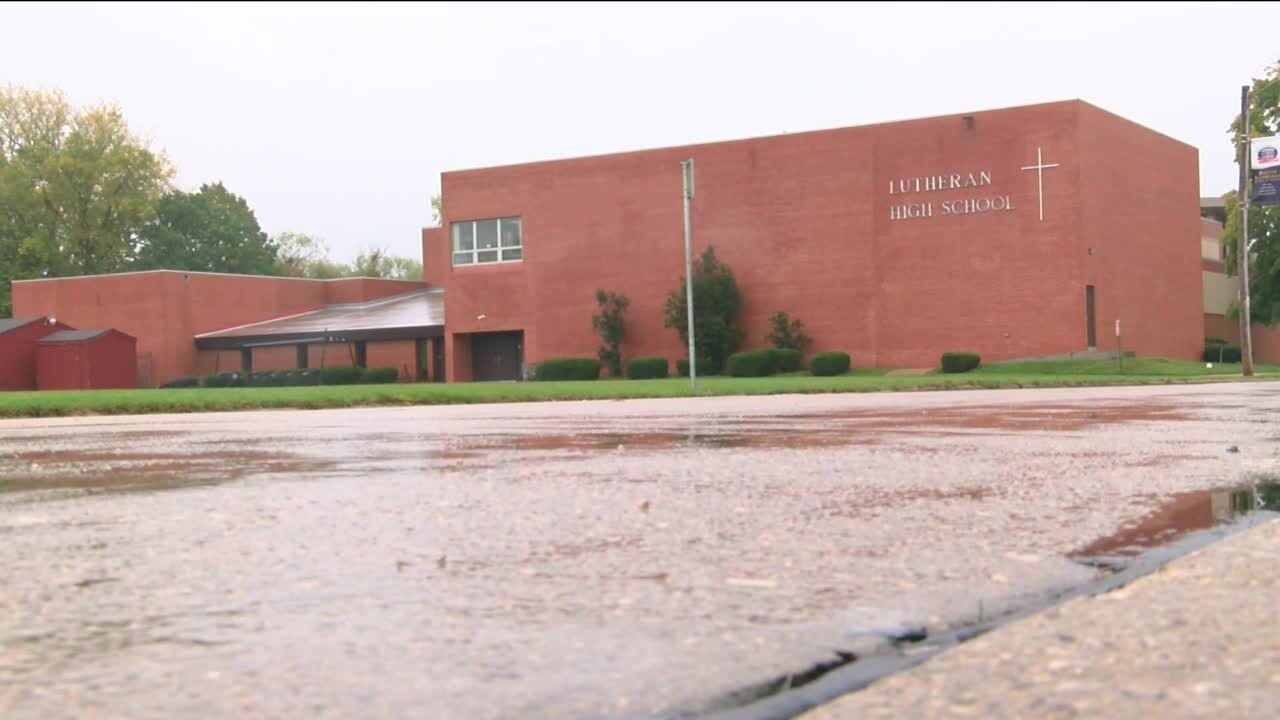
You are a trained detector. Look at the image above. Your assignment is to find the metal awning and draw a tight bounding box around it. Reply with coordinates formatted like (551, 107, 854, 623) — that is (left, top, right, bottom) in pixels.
(194, 289, 444, 351)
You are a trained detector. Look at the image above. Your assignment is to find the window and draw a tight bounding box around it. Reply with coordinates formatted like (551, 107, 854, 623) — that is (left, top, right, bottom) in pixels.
(453, 217, 522, 266)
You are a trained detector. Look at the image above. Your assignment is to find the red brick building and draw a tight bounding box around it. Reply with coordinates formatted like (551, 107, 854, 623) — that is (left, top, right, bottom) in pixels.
(0, 317, 73, 390)
(36, 329, 138, 391)
(14, 273, 432, 387)
(424, 99, 1203, 380)
(13, 99, 1208, 386)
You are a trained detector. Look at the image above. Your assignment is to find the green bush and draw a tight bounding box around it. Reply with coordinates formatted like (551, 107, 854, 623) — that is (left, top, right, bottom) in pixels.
(810, 351, 851, 376)
(773, 348, 802, 372)
(766, 311, 813, 354)
(676, 356, 717, 377)
(1203, 344, 1242, 363)
(535, 357, 602, 381)
(246, 370, 281, 387)
(285, 369, 320, 386)
(200, 371, 243, 388)
(625, 356, 669, 379)
(320, 365, 363, 385)
(592, 289, 630, 378)
(727, 349, 779, 377)
(663, 246, 743, 375)
(160, 376, 199, 388)
(940, 352, 982, 373)
(360, 367, 400, 384)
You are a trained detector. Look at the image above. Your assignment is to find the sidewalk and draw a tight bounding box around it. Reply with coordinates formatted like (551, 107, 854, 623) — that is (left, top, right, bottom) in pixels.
(800, 518, 1280, 719)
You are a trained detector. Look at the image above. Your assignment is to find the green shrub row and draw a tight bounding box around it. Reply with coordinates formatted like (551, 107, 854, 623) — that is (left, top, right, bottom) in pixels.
(940, 352, 981, 373)
(677, 357, 714, 377)
(534, 357, 602, 381)
(809, 351, 851, 376)
(722, 348, 844, 377)
(1202, 342, 1242, 363)
(197, 366, 399, 388)
(625, 356, 669, 379)
(726, 349, 777, 377)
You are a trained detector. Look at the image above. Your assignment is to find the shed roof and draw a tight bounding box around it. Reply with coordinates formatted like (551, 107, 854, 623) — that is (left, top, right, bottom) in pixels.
(194, 289, 445, 350)
(0, 317, 41, 334)
(39, 329, 111, 343)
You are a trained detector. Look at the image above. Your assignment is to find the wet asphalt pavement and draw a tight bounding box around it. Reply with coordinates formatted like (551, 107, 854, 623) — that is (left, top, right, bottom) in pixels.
(2, 382, 1279, 719)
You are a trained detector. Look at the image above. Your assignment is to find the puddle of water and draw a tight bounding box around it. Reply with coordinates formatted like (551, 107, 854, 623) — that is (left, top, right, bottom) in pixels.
(437, 401, 1188, 462)
(1070, 480, 1280, 559)
(448, 430, 880, 457)
(850, 403, 1187, 433)
(0, 453, 337, 497)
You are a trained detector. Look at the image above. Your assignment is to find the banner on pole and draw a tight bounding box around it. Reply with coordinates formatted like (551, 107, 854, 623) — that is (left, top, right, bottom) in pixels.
(1251, 136, 1280, 170)
(1250, 136, 1280, 207)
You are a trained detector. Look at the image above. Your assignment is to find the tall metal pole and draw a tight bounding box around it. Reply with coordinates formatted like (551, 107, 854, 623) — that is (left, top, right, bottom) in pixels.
(682, 159, 697, 391)
(1238, 85, 1255, 376)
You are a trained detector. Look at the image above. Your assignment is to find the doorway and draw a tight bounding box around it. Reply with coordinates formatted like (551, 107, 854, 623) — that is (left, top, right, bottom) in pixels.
(470, 331, 523, 382)
(1085, 285, 1097, 349)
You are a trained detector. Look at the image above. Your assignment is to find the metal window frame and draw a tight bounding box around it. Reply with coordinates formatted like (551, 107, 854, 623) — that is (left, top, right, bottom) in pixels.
(451, 217, 523, 267)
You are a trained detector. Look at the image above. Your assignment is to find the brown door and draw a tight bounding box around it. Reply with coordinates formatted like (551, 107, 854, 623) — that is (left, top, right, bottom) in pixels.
(470, 331, 523, 382)
(432, 338, 446, 383)
(1085, 285, 1097, 349)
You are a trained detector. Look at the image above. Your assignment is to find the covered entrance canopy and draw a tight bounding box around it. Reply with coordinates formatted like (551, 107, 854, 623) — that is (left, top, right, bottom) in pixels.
(194, 289, 445, 379)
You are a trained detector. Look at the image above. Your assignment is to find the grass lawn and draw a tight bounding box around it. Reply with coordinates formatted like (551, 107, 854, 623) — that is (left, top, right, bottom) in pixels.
(0, 358, 1277, 419)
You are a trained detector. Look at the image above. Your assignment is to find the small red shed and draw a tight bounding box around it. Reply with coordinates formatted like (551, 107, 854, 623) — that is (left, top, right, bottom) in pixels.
(0, 317, 73, 391)
(36, 329, 138, 390)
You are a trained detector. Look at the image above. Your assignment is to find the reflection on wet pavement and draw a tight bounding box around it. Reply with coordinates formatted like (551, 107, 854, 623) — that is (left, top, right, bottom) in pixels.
(0, 385, 1276, 720)
(1072, 480, 1280, 559)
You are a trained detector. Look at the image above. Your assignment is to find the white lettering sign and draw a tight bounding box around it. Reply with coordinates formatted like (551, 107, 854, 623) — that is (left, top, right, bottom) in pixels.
(887, 168, 1014, 222)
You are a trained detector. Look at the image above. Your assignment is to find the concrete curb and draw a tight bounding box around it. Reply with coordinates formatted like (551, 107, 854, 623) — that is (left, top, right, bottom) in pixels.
(797, 517, 1280, 719)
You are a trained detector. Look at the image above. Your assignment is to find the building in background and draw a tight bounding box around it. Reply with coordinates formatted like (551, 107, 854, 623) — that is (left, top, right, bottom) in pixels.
(15, 99, 1212, 386)
(0, 317, 73, 391)
(423, 99, 1202, 380)
(36, 329, 138, 391)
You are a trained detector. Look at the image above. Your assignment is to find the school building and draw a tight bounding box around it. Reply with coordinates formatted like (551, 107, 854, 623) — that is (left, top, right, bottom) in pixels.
(10, 99, 1238, 387)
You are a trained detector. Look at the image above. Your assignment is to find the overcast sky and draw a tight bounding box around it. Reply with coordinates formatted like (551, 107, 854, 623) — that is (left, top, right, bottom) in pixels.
(3, 2, 1276, 262)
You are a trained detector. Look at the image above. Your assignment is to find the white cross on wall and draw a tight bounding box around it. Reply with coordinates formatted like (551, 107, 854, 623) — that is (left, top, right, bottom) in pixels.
(1020, 147, 1060, 222)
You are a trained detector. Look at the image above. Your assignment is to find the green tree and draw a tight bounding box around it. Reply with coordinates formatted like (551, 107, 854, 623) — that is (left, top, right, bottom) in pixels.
(1225, 60, 1280, 325)
(273, 231, 332, 278)
(0, 86, 173, 314)
(132, 182, 278, 275)
(352, 246, 423, 280)
(663, 245, 743, 374)
(592, 289, 630, 377)
(765, 310, 813, 353)
(430, 192, 442, 226)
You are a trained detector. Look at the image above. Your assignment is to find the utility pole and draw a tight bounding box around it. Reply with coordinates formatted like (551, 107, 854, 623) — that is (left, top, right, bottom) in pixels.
(682, 159, 697, 391)
(1238, 85, 1255, 376)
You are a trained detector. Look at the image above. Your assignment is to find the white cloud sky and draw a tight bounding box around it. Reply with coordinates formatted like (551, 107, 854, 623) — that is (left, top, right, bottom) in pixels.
(3, 1, 1275, 262)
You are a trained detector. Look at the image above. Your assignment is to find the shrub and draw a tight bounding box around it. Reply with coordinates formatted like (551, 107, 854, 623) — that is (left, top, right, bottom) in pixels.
(773, 348, 802, 372)
(286, 369, 320, 386)
(160, 376, 199, 388)
(625, 356, 669, 379)
(200, 371, 243, 388)
(1203, 344, 1242, 363)
(592, 289, 630, 378)
(676, 356, 717, 377)
(320, 365, 362, 385)
(246, 370, 281, 387)
(810, 351, 851, 376)
(535, 357, 602, 381)
(663, 246, 743, 374)
(360, 367, 400, 384)
(766, 311, 813, 354)
(940, 352, 982, 373)
(727, 349, 779, 377)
